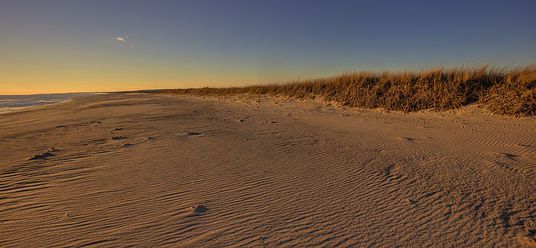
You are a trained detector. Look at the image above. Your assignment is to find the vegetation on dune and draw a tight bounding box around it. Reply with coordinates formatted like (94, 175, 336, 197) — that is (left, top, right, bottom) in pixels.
(141, 66, 536, 116)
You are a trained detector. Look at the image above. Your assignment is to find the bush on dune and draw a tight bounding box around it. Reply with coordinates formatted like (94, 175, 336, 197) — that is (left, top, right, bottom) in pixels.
(140, 66, 536, 116)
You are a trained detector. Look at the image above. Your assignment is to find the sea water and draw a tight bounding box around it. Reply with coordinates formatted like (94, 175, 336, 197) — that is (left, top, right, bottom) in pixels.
(0, 93, 94, 114)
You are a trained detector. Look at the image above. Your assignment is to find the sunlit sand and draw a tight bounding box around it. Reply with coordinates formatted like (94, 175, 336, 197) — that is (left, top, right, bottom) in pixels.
(1, 93, 534, 247)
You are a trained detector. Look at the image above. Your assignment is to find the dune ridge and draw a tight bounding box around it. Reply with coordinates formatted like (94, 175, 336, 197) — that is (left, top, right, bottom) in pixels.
(140, 66, 536, 116)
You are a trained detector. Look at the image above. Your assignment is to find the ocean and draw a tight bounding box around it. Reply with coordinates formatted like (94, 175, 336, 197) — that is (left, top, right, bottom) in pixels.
(0, 93, 94, 114)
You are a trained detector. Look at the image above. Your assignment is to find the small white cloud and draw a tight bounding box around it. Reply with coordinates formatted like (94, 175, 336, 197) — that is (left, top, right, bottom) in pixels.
(115, 36, 127, 42)
(115, 35, 134, 48)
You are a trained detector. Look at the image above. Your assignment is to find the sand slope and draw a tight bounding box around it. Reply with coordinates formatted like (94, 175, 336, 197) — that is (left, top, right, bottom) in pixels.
(0, 93, 535, 247)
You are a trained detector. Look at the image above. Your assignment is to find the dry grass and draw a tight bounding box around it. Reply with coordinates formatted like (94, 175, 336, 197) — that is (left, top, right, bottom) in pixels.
(140, 66, 536, 116)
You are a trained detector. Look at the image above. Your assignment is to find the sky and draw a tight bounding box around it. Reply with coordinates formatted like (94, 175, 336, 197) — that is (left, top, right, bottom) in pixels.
(1, 0, 535, 94)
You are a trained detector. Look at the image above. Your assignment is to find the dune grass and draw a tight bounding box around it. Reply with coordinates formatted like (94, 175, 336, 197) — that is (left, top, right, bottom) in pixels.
(141, 66, 536, 116)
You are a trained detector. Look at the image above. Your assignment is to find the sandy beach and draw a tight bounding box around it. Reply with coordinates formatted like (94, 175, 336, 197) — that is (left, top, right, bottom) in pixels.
(1, 93, 535, 247)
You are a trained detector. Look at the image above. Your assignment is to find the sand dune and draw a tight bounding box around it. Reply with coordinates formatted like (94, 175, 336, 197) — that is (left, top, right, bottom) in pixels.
(0, 93, 535, 247)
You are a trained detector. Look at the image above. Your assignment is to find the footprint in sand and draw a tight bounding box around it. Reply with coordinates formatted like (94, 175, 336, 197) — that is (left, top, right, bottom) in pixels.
(186, 131, 203, 137)
(191, 204, 208, 214)
(383, 164, 404, 183)
(496, 152, 518, 160)
(29, 151, 55, 160)
(92, 138, 107, 144)
(396, 136, 414, 143)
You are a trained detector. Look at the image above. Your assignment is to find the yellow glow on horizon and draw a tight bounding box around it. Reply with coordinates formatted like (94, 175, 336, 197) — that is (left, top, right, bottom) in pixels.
(0, 63, 331, 95)
(0, 79, 241, 95)
(0, 65, 242, 94)
(0, 73, 313, 95)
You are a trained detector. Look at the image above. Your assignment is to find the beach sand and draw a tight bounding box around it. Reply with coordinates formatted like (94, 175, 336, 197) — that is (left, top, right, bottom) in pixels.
(1, 93, 535, 247)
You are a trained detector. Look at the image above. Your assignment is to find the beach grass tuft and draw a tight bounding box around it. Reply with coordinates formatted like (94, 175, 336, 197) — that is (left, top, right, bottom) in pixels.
(141, 66, 536, 116)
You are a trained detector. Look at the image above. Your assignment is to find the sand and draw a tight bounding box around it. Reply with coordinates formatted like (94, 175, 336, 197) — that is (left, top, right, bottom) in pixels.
(0, 93, 535, 247)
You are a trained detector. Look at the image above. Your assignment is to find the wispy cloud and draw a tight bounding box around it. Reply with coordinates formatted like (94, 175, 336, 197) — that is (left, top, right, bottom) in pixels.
(115, 36, 128, 43)
(115, 35, 134, 48)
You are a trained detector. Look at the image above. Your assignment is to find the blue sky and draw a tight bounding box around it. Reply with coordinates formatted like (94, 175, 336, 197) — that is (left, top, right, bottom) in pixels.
(1, 0, 535, 93)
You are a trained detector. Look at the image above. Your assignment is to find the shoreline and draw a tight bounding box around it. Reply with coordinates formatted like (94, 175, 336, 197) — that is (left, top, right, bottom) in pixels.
(0, 93, 104, 115)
